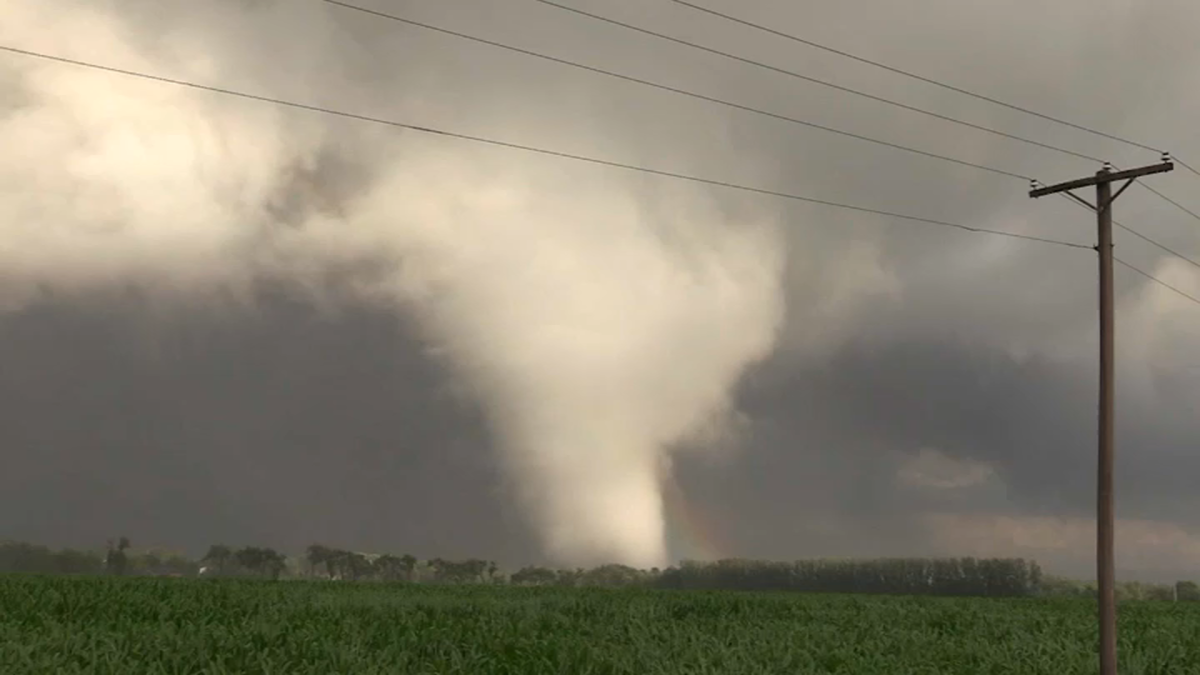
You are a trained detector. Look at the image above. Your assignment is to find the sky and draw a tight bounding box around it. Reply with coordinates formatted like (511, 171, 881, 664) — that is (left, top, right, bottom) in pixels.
(2, 0, 1200, 581)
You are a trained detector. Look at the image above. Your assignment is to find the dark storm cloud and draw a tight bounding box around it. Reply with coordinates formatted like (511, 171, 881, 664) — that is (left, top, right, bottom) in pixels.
(676, 335, 1200, 576)
(751, 338, 1196, 519)
(0, 286, 535, 563)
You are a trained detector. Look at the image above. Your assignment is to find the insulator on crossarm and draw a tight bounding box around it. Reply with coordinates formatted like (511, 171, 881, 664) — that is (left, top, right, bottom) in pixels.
(1162, 151, 1172, 164)
(1102, 162, 1113, 172)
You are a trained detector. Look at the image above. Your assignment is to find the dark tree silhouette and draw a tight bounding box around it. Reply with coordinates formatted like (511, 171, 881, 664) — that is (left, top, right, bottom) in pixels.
(104, 537, 130, 576)
(201, 545, 233, 575)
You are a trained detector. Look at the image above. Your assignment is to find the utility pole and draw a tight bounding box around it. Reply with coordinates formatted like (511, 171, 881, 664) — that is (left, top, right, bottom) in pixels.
(1029, 155, 1174, 675)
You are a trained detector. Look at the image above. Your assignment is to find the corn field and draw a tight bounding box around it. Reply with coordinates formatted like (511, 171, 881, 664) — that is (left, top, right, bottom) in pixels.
(2, 575, 1198, 674)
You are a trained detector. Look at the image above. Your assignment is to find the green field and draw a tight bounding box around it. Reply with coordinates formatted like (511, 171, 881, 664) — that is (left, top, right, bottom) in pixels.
(3, 576, 1199, 674)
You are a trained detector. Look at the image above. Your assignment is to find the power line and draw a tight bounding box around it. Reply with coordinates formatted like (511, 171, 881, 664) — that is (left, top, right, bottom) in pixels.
(527, 0, 1106, 164)
(1115, 258, 1200, 306)
(322, 0, 1029, 180)
(332, 0, 1200, 261)
(534, 0, 1200, 234)
(329, 0, 1200, 276)
(662, 0, 1200, 226)
(665, 0, 1164, 155)
(3, 45, 1193, 313)
(13, 26, 1194, 294)
(1115, 219, 1200, 272)
(1175, 156, 1200, 180)
(0, 43, 1090, 253)
(1055, 195, 1200, 305)
(519, 0, 1200, 281)
(1137, 183, 1200, 224)
(1092, 164, 1200, 270)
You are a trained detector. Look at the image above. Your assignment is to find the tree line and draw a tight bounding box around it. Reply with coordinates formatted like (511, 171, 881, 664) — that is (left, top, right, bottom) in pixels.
(3, 538, 1198, 601)
(658, 557, 1044, 596)
(0, 538, 196, 577)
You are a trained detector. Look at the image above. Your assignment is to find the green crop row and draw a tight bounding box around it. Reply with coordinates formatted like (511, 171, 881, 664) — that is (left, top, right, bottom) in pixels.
(2, 575, 1198, 674)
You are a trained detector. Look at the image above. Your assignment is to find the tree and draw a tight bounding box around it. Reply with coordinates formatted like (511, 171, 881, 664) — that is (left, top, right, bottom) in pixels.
(202, 545, 234, 576)
(160, 553, 197, 577)
(464, 559, 488, 583)
(399, 554, 418, 582)
(306, 544, 334, 579)
(261, 549, 286, 580)
(136, 551, 163, 575)
(235, 547, 263, 576)
(513, 566, 556, 585)
(54, 548, 104, 575)
(0, 540, 52, 573)
(554, 568, 584, 587)
(582, 564, 644, 588)
(320, 548, 360, 581)
(373, 554, 405, 582)
(105, 537, 130, 576)
(427, 558, 446, 583)
(345, 552, 372, 581)
(231, 546, 286, 579)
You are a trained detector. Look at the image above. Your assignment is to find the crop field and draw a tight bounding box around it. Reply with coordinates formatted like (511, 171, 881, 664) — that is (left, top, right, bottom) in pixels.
(2, 575, 1199, 674)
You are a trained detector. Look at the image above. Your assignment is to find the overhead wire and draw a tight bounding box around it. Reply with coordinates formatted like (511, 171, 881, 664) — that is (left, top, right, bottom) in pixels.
(0, 43, 1089, 254)
(1175, 157, 1200, 180)
(1115, 220, 1200, 272)
(321, 0, 1030, 180)
(1115, 258, 1200, 306)
(1138, 183, 1200, 224)
(2, 44, 1196, 309)
(664, 0, 1164, 155)
(521, 0, 1106, 164)
(1084, 162, 1200, 270)
(518, 0, 1200, 279)
(1055, 195, 1200, 306)
(657, 0, 1200, 224)
(326, 0, 1200, 277)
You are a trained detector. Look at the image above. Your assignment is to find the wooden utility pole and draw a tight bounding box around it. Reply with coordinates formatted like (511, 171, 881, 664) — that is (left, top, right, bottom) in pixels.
(1029, 155, 1174, 675)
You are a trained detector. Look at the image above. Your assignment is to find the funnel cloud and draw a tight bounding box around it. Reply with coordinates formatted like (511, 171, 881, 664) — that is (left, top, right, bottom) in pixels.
(322, 148, 785, 567)
(2, 0, 783, 569)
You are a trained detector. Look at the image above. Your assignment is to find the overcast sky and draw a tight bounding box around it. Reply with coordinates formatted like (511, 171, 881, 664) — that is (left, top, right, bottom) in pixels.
(3, 0, 1200, 580)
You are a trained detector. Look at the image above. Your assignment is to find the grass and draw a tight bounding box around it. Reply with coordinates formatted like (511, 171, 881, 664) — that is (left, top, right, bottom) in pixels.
(2, 575, 1199, 674)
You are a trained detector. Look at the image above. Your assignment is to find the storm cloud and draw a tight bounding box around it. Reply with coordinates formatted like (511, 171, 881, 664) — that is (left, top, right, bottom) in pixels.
(2, 0, 1200, 579)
